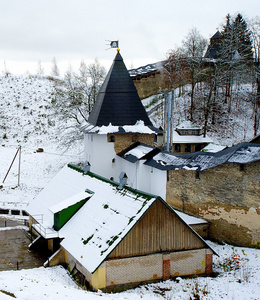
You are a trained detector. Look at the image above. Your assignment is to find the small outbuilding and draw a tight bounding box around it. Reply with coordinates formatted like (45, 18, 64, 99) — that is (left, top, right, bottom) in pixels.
(172, 121, 213, 154)
(27, 163, 215, 291)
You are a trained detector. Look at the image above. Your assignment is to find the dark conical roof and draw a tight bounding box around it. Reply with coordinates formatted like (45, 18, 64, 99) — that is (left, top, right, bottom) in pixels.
(88, 51, 153, 127)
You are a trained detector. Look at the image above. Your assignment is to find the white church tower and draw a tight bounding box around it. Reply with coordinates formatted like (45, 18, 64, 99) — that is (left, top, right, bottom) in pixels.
(80, 49, 161, 182)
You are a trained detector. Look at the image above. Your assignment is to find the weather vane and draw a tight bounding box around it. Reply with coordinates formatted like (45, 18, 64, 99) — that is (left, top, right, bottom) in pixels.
(106, 40, 120, 51)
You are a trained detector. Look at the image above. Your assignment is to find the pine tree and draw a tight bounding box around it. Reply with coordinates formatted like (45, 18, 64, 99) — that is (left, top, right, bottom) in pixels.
(219, 13, 253, 105)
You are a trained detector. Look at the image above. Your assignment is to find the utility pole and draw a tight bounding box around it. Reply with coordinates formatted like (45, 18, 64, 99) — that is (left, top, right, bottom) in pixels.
(164, 89, 174, 152)
(2, 145, 21, 187)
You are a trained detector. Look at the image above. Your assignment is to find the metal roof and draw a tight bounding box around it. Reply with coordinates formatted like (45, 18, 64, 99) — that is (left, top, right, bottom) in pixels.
(88, 51, 153, 127)
(120, 142, 260, 171)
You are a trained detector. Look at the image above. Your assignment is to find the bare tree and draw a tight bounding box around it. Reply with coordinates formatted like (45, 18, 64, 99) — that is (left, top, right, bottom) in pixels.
(52, 59, 106, 144)
(164, 47, 189, 96)
(37, 60, 45, 76)
(51, 57, 60, 77)
(181, 28, 208, 120)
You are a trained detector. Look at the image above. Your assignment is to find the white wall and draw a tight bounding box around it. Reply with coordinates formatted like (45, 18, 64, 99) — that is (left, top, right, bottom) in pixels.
(84, 133, 167, 200)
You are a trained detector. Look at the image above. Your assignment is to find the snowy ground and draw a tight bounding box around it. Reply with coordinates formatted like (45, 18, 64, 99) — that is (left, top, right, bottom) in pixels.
(0, 241, 259, 299)
(0, 75, 260, 299)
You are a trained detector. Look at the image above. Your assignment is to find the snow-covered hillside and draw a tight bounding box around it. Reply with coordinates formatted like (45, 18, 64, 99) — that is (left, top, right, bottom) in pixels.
(144, 85, 258, 146)
(0, 74, 258, 213)
(0, 75, 84, 211)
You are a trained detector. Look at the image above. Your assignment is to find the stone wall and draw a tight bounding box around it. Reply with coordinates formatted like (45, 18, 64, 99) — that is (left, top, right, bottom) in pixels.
(107, 133, 154, 154)
(166, 161, 260, 247)
(132, 73, 165, 99)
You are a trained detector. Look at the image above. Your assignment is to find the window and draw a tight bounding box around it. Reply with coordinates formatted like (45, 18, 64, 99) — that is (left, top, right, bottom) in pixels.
(109, 135, 115, 142)
(240, 164, 245, 171)
(185, 144, 191, 152)
(195, 144, 201, 152)
(175, 144, 181, 153)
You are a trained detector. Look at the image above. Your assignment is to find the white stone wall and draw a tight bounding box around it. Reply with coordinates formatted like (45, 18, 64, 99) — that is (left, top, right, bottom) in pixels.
(84, 133, 167, 200)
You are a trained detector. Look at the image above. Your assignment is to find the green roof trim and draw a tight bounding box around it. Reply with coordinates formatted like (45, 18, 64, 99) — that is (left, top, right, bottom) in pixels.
(53, 198, 88, 231)
(67, 163, 161, 200)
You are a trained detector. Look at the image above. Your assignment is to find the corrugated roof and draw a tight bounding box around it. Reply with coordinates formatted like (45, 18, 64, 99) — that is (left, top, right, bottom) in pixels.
(88, 51, 153, 127)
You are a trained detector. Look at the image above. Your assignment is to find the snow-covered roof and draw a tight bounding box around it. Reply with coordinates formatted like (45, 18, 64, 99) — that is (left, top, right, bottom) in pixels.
(172, 130, 213, 144)
(202, 143, 227, 153)
(27, 164, 213, 273)
(174, 210, 208, 225)
(49, 191, 93, 214)
(27, 165, 159, 273)
(128, 61, 165, 77)
(139, 143, 260, 171)
(121, 143, 155, 163)
(80, 120, 160, 134)
(176, 121, 202, 130)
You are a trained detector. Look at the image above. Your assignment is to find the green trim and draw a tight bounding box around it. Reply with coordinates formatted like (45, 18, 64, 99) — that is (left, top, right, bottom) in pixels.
(53, 198, 88, 231)
(67, 163, 159, 200)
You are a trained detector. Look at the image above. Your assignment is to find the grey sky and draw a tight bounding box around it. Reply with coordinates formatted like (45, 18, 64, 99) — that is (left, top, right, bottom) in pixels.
(0, 0, 259, 74)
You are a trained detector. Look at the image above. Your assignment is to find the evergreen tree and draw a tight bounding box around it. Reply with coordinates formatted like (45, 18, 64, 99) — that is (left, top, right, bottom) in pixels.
(219, 13, 253, 104)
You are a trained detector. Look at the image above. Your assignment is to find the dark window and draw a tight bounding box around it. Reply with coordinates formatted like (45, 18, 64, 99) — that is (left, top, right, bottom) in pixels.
(240, 164, 245, 171)
(196, 170, 200, 179)
(195, 144, 201, 152)
(175, 144, 181, 152)
(109, 135, 115, 142)
(185, 144, 191, 152)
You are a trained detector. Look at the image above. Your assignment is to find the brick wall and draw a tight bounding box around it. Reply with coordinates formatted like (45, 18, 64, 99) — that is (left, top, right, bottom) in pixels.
(105, 248, 210, 289)
(49, 247, 211, 291)
(164, 249, 206, 277)
(166, 161, 260, 246)
(106, 253, 162, 286)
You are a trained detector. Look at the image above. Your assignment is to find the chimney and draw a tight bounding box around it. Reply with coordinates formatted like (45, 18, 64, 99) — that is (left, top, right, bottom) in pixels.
(83, 161, 91, 174)
(118, 172, 128, 189)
